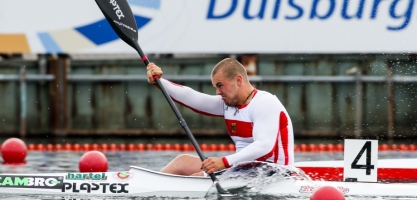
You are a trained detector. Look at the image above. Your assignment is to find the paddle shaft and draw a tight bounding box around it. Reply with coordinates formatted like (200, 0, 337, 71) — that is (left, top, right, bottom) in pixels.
(132, 43, 222, 184)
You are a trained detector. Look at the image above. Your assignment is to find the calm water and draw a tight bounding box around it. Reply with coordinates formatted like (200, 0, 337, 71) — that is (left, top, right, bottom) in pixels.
(0, 148, 416, 199)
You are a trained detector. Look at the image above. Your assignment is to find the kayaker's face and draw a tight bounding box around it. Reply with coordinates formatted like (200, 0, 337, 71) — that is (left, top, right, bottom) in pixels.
(212, 71, 239, 106)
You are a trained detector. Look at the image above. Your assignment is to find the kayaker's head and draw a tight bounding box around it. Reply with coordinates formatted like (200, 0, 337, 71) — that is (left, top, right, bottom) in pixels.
(211, 58, 254, 107)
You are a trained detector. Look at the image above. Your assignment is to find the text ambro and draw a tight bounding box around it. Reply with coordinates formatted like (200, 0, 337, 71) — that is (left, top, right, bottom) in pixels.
(0, 175, 63, 189)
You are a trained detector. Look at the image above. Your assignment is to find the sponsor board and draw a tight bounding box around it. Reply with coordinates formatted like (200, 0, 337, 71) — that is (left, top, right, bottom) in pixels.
(2, 0, 417, 54)
(0, 175, 63, 189)
(62, 182, 128, 193)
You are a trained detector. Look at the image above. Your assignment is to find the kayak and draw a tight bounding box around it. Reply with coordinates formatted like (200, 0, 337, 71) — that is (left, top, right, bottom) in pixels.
(0, 160, 416, 198)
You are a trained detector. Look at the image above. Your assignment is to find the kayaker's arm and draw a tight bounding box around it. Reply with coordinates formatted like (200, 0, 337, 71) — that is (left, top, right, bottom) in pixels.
(147, 62, 225, 117)
(158, 78, 225, 117)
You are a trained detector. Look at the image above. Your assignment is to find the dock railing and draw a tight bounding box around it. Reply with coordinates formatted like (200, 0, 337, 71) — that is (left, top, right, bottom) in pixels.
(1, 54, 416, 139)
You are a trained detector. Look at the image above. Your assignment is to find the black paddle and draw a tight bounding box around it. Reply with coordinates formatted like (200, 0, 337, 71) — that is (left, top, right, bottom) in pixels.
(94, 0, 232, 196)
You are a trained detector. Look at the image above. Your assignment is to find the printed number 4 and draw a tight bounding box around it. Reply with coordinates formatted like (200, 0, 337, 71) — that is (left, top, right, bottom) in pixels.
(351, 141, 375, 175)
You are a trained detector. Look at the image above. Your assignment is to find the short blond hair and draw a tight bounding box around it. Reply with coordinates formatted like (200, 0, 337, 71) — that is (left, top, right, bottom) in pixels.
(211, 58, 248, 81)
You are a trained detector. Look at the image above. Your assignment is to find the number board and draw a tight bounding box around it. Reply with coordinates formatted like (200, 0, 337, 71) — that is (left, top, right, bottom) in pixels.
(343, 139, 378, 182)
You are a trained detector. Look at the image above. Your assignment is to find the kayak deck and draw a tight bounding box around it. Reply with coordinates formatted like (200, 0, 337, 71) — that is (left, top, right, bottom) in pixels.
(0, 160, 416, 198)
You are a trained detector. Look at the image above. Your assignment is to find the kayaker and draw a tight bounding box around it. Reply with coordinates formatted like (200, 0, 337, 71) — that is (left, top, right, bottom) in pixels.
(146, 58, 294, 176)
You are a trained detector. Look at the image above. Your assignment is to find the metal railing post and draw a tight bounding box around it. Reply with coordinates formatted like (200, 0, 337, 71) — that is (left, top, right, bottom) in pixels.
(20, 66, 27, 138)
(38, 54, 47, 85)
(354, 69, 363, 139)
(387, 63, 395, 139)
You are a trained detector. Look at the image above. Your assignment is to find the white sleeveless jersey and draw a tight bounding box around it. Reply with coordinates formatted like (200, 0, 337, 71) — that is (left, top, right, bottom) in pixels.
(159, 78, 294, 167)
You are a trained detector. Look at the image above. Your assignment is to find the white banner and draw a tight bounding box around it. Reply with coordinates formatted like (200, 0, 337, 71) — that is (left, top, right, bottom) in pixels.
(0, 0, 415, 54)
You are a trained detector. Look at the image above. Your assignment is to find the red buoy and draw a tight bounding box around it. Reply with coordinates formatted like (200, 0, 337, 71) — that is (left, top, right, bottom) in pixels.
(79, 151, 108, 172)
(310, 186, 345, 200)
(1, 138, 27, 164)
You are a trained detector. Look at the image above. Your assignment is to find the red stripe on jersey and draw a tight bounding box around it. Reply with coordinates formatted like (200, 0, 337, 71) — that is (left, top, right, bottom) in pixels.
(163, 81, 223, 117)
(172, 98, 223, 117)
(222, 157, 231, 168)
(256, 111, 289, 164)
(225, 119, 253, 138)
(279, 112, 289, 165)
(273, 133, 279, 163)
(168, 80, 184, 87)
(256, 146, 274, 162)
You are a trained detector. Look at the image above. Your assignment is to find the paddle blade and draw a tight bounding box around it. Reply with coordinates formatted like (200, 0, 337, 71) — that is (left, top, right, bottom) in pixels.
(95, 0, 139, 50)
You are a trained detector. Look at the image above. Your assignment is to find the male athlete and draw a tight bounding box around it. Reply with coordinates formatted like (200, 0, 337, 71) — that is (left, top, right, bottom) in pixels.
(147, 58, 294, 176)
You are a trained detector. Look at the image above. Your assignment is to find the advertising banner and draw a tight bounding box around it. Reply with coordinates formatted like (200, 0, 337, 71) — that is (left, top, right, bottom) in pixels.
(0, 0, 415, 54)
